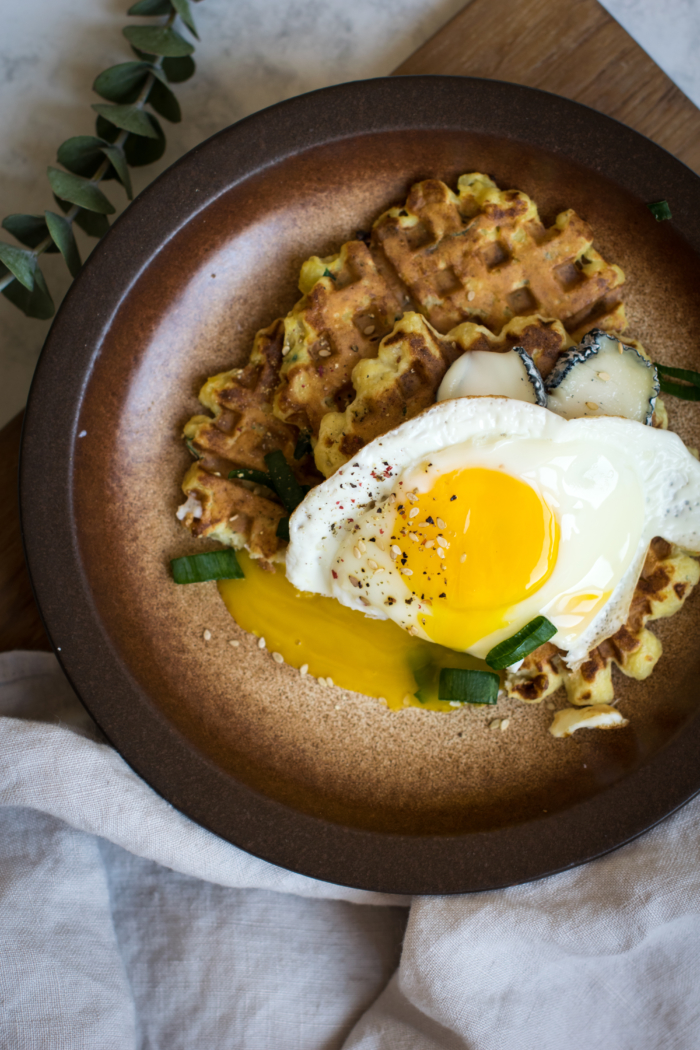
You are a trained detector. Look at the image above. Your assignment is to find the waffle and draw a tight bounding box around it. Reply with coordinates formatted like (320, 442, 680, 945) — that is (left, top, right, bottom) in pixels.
(271, 240, 407, 436)
(506, 538, 700, 706)
(178, 463, 287, 564)
(371, 172, 626, 340)
(314, 312, 571, 478)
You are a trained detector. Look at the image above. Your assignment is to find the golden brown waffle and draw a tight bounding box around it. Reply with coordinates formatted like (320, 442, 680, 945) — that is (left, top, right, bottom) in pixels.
(179, 463, 287, 565)
(371, 173, 626, 339)
(314, 312, 571, 478)
(507, 538, 700, 706)
(272, 240, 407, 436)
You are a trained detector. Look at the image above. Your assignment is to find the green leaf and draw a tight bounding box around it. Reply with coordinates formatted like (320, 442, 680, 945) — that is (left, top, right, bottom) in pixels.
(172, 0, 199, 38)
(44, 211, 82, 278)
(171, 549, 244, 584)
(54, 195, 111, 238)
(485, 615, 558, 670)
(128, 0, 172, 13)
(658, 379, 700, 402)
(57, 135, 111, 178)
(275, 517, 290, 542)
(91, 103, 160, 139)
(99, 144, 133, 199)
(264, 450, 305, 512)
(655, 363, 700, 388)
(648, 199, 672, 222)
(0, 242, 36, 291)
(293, 430, 313, 460)
(93, 61, 152, 103)
(2, 214, 57, 252)
(1, 264, 54, 319)
(162, 54, 195, 82)
(147, 77, 181, 122)
(47, 167, 116, 215)
(123, 25, 194, 57)
(122, 114, 166, 167)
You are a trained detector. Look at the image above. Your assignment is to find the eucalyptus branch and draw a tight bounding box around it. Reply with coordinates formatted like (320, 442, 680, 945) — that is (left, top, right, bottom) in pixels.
(0, 0, 205, 318)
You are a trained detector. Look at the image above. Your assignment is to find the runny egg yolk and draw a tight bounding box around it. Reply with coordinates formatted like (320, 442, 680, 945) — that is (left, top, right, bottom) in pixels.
(218, 552, 494, 711)
(393, 467, 559, 651)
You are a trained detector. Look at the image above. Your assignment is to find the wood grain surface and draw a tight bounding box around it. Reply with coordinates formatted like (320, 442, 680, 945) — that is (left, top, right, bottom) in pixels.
(4, 0, 700, 652)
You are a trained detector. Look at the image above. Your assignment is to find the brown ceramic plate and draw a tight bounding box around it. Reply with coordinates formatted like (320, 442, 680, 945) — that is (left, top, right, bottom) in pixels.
(20, 77, 700, 894)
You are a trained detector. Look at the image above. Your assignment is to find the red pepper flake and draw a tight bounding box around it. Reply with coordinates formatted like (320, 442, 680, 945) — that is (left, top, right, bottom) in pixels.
(332, 570, 338, 579)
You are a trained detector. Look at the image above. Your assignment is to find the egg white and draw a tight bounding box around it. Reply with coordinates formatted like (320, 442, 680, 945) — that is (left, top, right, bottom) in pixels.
(287, 398, 700, 668)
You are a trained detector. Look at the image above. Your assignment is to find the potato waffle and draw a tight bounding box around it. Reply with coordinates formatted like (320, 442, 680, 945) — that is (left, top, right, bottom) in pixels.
(506, 538, 700, 706)
(272, 240, 407, 436)
(314, 313, 572, 478)
(371, 172, 626, 339)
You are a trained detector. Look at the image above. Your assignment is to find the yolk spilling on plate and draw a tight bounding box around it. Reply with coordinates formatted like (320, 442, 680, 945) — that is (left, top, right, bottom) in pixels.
(218, 552, 494, 711)
(393, 467, 559, 650)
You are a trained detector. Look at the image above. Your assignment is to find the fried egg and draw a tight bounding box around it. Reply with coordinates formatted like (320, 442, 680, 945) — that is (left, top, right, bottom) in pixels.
(287, 397, 700, 668)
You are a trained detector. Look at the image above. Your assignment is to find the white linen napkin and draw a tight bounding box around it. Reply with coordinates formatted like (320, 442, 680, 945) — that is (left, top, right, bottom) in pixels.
(1, 649, 700, 1050)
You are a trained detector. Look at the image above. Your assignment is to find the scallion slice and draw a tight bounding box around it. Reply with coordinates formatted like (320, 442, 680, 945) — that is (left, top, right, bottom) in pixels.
(276, 516, 290, 541)
(228, 467, 274, 486)
(655, 363, 700, 402)
(438, 668, 499, 704)
(171, 549, 244, 584)
(294, 431, 313, 460)
(647, 200, 672, 221)
(264, 450, 305, 512)
(485, 615, 557, 670)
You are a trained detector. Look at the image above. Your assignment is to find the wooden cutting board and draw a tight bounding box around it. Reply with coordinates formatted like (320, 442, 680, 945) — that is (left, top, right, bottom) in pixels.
(3, 0, 700, 652)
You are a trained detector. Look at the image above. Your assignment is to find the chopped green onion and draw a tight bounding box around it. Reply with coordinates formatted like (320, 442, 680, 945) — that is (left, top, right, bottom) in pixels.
(485, 615, 557, 670)
(228, 468, 273, 486)
(185, 438, 201, 460)
(276, 516, 290, 541)
(171, 550, 244, 584)
(438, 668, 499, 704)
(264, 450, 305, 512)
(647, 199, 672, 221)
(412, 662, 435, 703)
(294, 430, 313, 460)
(655, 363, 700, 401)
(322, 267, 337, 281)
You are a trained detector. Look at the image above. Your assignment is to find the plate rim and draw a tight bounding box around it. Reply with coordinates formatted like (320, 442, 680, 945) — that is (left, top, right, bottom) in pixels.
(20, 74, 700, 894)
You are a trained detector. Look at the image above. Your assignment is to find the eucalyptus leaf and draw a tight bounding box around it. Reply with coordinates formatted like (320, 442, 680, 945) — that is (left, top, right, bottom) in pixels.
(53, 194, 110, 237)
(162, 54, 195, 82)
(172, 0, 199, 39)
(1, 264, 54, 319)
(0, 242, 36, 291)
(147, 77, 181, 122)
(97, 112, 166, 166)
(99, 144, 133, 199)
(93, 61, 152, 103)
(57, 135, 112, 179)
(91, 103, 160, 139)
(2, 214, 57, 252)
(130, 45, 157, 62)
(44, 211, 82, 278)
(48, 167, 116, 215)
(128, 0, 173, 13)
(123, 25, 194, 57)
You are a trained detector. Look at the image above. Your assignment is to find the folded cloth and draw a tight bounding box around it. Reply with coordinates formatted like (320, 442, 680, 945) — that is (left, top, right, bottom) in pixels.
(1, 650, 700, 1050)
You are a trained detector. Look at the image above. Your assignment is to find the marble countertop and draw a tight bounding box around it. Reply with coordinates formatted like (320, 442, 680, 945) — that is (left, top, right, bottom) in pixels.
(2, 0, 699, 429)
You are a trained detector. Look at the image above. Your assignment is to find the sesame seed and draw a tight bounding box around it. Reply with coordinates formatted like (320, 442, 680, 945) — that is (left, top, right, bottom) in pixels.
(327, 677, 334, 687)
(272, 652, 284, 664)
(229, 639, 240, 647)
(358, 540, 366, 552)
(391, 544, 401, 556)
(500, 718, 510, 731)
(402, 567, 414, 576)
(258, 637, 266, 649)
(437, 547, 445, 558)
(387, 493, 397, 504)
(374, 567, 385, 575)
(368, 558, 378, 569)
(354, 546, 362, 558)
(203, 629, 212, 641)
(460, 553, 466, 563)
(378, 697, 387, 705)
(229, 514, 239, 522)
(318, 349, 331, 357)
(425, 540, 435, 549)
(409, 532, 419, 542)
(586, 401, 599, 410)
(441, 563, 447, 571)
(318, 677, 327, 687)
(407, 626, 418, 636)
(409, 507, 419, 518)
(618, 341, 624, 354)
(300, 663, 309, 676)
(282, 346, 289, 356)
(363, 325, 375, 335)
(489, 719, 501, 730)
(406, 492, 419, 502)
(349, 575, 361, 587)
(437, 517, 446, 529)
(598, 371, 611, 381)
(467, 290, 476, 301)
